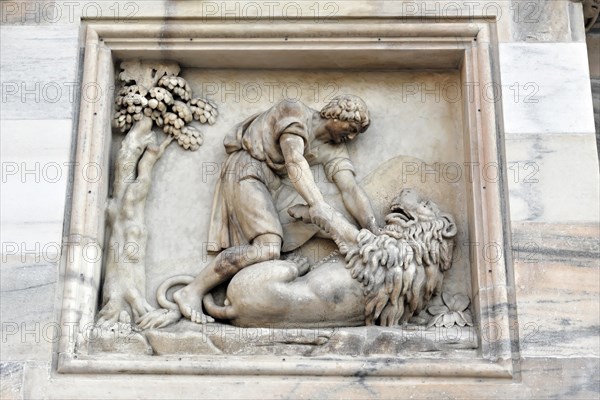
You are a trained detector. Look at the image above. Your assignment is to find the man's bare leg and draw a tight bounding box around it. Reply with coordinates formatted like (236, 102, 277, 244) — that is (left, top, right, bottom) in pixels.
(173, 233, 282, 324)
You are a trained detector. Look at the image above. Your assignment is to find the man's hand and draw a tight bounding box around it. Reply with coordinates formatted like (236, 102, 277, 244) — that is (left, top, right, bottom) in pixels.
(288, 204, 311, 223)
(309, 202, 336, 227)
(366, 221, 385, 236)
(289, 202, 336, 233)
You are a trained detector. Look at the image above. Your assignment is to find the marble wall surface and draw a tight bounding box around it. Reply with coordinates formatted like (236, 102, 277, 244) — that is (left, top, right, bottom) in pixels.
(1, 1, 598, 399)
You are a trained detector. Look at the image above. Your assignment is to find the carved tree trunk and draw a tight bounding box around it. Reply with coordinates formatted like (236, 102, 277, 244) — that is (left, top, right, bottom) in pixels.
(97, 116, 173, 327)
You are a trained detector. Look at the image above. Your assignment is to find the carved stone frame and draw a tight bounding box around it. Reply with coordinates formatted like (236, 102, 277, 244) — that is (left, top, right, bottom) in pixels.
(57, 17, 517, 379)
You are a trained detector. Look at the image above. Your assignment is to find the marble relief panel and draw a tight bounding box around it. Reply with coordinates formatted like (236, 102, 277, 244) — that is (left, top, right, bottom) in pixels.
(92, 64, 477, 356)
(56, 20, 516, 377)
(143, 69, 471, 307)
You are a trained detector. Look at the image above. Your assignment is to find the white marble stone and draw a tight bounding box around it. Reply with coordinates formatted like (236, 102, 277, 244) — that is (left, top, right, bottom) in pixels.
(1, 1, 159, 25)
(0, 362, 23, 400)
(0, 256, 58, 362)
(0, 25, 79, 119)
(512, 221, 599, 358)
(506, 0, 586, 43)
(0, 119, 73, 252)
(18, 357, 600, 399)
(499, 43, 596, 134)
(504, 132, 599, 222)
(0, 0, 512, 28)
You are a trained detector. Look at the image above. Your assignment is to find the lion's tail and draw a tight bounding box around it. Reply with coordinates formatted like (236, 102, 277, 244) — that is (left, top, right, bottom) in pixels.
(203, 293, 237, 320)
(156, 275, 195, 310)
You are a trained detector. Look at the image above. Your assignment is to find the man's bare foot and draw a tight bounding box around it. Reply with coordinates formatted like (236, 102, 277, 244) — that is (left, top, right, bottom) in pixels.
(173, 286, 215, 324)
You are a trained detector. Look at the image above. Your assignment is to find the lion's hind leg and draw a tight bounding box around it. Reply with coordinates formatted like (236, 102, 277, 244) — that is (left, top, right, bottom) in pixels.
(283, 254, 311, 276)
(267, 260, 307, 283)
(229, 259, 308, 294)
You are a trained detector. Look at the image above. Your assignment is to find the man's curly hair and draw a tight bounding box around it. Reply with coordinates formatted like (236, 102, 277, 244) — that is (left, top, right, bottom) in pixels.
(320, 95, 370, 132)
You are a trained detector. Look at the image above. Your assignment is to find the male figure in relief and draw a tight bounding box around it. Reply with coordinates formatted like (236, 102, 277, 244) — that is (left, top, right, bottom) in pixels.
(173, 95, 380, 323)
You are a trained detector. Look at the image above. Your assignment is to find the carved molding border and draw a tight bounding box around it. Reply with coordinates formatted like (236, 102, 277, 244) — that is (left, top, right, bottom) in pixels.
(57, 17, 517, 379)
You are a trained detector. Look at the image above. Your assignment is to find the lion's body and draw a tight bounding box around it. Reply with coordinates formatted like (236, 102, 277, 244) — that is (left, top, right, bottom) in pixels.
(204, 257, 366, 328)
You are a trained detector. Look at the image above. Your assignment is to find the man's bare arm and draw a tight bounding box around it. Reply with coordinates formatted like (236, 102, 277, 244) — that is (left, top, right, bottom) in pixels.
(333, 170, 380, 232)
(280, 133, 324, 206)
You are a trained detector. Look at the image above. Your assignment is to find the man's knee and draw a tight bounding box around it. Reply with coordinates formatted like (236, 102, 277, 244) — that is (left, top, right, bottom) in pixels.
(255, 243, 280, 262)
(251, 235, 282, 263)
(245, 243, 280, 263)
(215, 250, 240, 277)
(215, 240, 280, 276)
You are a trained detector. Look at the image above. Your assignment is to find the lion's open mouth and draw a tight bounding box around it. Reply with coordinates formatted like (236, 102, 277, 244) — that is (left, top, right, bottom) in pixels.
(384, 210, 416, 232)
(388, 205, 414, 221)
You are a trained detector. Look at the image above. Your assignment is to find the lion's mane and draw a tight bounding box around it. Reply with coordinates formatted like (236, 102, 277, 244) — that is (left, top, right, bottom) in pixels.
(344, 214, 456, 327)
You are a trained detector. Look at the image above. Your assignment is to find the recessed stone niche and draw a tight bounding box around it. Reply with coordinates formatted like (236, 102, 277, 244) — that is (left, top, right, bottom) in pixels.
(58, 18, 517, 378)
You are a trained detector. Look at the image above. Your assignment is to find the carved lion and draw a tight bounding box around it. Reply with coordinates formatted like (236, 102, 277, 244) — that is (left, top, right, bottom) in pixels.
(191, 188, 458, 328)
